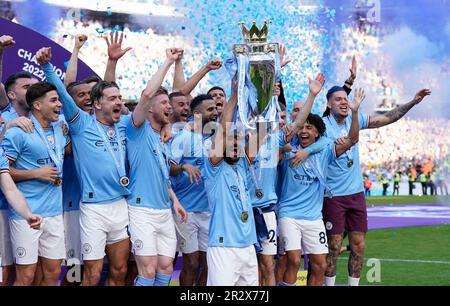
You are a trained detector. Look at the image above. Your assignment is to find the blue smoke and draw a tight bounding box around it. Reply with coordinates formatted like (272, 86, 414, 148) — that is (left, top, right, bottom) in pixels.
(12, 0, 62, 36)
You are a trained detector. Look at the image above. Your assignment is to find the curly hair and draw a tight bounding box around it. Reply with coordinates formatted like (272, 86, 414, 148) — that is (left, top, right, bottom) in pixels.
(306, 113, 326, 138)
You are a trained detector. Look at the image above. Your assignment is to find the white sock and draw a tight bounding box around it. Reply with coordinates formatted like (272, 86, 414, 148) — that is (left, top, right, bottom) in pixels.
(324, 276, 336, 286)
(348, 276, 360, 286)
(280, 281, 296, 286)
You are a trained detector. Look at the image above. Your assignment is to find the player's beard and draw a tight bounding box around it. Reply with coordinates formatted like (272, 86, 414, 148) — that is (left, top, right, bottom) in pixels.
(224, 156, 240, 165)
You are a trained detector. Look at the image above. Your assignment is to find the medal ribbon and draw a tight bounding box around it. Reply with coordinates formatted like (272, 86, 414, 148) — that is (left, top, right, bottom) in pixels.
(30, 115, 64, 176)
(326, 115, 354, 168)
(95, 120, 126, 181)
(233, 165, 250, 215)
(152, 130, 171, 188)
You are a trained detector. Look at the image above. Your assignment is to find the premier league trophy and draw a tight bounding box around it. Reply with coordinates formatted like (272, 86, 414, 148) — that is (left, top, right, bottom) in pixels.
(225, 21, 281, 130)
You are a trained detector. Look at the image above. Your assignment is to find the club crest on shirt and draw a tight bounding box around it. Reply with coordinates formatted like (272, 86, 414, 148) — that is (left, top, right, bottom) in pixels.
(46, 135, 55, 145)
(107, 127, 115, 139)
(303, 161, 312, 170)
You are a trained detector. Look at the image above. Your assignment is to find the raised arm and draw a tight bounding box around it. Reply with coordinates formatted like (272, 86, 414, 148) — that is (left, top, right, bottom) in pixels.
(209, 81, 237, 165)
(172, 50, 186, 92)
(36, 47, 80, 121)
(104, 32, 132, 82)
(179, 58, 222, 96)
(343, 55, 357, 95)
(284, 73, 325, 143)
(367, 89, 431, 129)
(0, 35, 16, 110)
(64, 34, 88, 86)
(132, 48, 181, 128)
(335, 88, 365, 157)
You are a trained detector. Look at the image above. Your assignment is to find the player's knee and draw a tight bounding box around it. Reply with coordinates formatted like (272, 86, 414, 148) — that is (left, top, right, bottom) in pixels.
(157, 263, 173, 276)
(350, 237, 365, 254)
(17, 274, 35, 286)
(352, 242, 365, 255)
(84, 273, 101, 286)
(328, 240, 343, 254)
(260, 257, 275, 272)
(43, 266, 61, 281)
(140, 269, 156, 280)
(16, 269, 35, 285)
(83, 265, 103, 285)
(184, 258, 199, 273)
(311, 261, 327, 274)
(286, 256, 301, 270)
(110, 262, 128, 279)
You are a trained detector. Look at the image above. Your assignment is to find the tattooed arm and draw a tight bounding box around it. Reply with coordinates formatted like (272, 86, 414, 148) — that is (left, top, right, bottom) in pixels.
(368, 89, 431, 129)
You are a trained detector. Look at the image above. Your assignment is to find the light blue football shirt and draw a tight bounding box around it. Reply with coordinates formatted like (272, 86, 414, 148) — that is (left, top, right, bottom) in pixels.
(42, 62, 131, 204)
(203, 157, 257, 248)
(277, 142, 336, 221)
(170, 129, 211, 212)
(127, 119, 172, 209)
(0, 147, 10, 210)
(1, 103, 18, 123)
(323, 112, 369, 196)
(68, 112, 131, 204)
(2, 121, 70, 220)
(62, 154, 81, 211)
(246, 133, 280, 208)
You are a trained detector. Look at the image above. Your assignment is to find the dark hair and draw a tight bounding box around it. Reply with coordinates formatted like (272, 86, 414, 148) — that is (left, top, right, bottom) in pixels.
(82, 75, 102, 84)
(207, 86, 225, 96)
(5, 71, 34, 92)
(306, 113, 326, 138)
(90, 81, 120, 102)
(190, 94, 213, 112)
(168, 91, 185, 101)
(66, 81, 88, 96)
(323, 86, 347, 117)
(322, 107, 331, 117)
(25, 82, 57, 109)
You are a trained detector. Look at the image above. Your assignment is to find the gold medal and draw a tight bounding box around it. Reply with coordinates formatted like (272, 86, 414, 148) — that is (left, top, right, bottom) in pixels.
(256, 189, 264, 199)
(120, 176, 130, 187)
(241, 211, 249, 222)
(54, 177, 63, 186)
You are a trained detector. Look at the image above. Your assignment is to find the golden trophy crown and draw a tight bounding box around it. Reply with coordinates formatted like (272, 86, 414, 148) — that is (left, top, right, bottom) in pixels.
(239, 21, 269, 43)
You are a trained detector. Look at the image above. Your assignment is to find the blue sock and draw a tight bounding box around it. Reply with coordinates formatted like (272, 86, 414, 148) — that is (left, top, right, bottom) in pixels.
(134, 275, 155, 286)
(154, 273, 171, 286)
